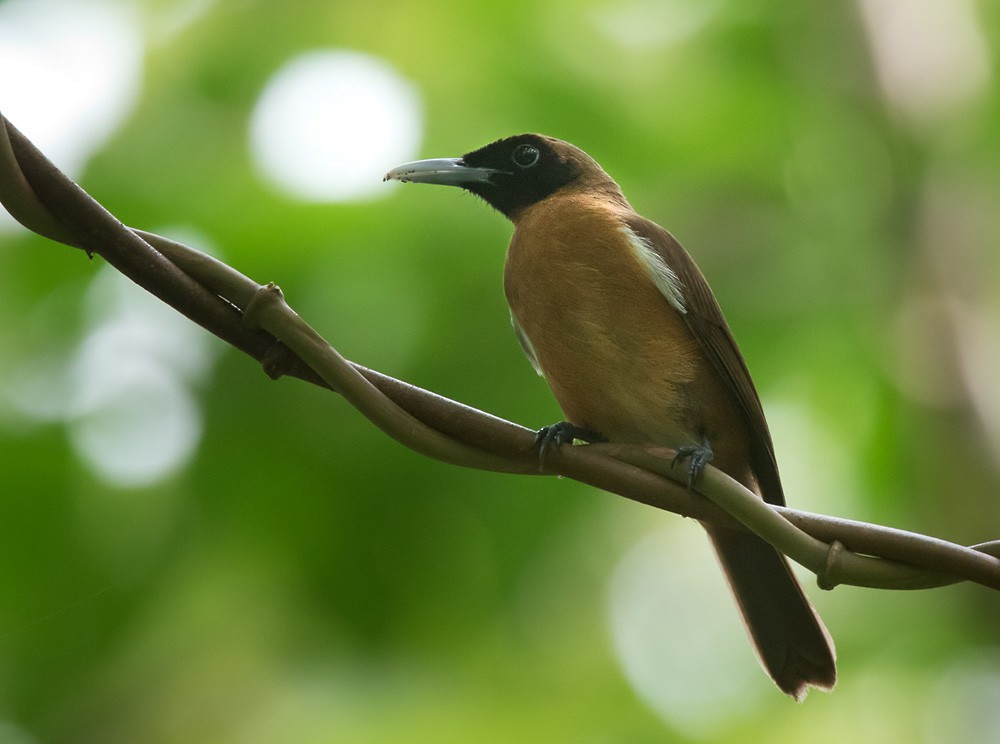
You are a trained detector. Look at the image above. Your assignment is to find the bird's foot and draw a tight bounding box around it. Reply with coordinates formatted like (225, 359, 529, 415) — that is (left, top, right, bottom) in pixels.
(535, 421, 606, 469)
(672, 440, 714, 488)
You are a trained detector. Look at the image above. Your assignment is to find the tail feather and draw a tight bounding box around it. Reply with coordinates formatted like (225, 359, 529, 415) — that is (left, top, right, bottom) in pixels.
(706, 526, 836, 700)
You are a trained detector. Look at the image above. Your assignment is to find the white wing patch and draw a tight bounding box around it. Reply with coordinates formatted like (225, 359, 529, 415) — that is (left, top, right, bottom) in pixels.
(511, 312, 545, 377)
(621, 225, 687, 314)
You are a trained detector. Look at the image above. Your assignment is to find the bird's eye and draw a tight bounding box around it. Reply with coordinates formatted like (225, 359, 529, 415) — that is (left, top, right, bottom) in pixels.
(511, 144, 540, 169)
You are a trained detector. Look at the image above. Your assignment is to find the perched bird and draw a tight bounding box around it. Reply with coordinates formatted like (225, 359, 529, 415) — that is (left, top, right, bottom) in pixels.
(385, 134, 835, 699)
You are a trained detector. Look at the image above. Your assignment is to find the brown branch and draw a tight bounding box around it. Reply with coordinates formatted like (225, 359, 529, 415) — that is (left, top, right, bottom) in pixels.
(3, 110, 1000, 592)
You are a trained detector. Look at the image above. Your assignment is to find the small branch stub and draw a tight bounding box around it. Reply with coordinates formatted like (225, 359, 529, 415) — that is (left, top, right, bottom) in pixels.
(242, 281, 284, 330)
(818, 540, 848, 591)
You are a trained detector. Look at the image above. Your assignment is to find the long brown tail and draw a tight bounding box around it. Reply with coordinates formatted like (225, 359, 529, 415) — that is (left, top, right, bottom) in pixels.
(706, 525, 836, 700)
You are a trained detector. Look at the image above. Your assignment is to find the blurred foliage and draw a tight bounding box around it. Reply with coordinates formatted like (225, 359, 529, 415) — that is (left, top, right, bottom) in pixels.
(2, 0, 1000, 742)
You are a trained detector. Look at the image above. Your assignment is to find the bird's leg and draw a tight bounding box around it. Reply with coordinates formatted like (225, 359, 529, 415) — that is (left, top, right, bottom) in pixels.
(535, 421, 607, 468)
(672, 438, 714, 488)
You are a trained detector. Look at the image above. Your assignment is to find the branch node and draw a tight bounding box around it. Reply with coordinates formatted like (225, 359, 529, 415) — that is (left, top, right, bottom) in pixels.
(817, 539, 848, 590)
(243, 281, 284, 329)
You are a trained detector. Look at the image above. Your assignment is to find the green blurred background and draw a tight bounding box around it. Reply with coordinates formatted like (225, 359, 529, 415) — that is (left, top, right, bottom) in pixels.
(2, 0, 1000, 741)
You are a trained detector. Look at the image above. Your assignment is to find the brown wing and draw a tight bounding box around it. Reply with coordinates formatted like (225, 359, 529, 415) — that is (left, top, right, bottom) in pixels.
(624, 214, 785, 506)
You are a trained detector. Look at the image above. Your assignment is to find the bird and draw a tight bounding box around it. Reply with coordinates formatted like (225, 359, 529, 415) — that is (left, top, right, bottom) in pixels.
(384, 133, 836, 699)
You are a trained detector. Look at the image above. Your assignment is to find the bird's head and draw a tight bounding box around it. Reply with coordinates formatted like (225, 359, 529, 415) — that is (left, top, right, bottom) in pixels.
(385, 133, 625, 220)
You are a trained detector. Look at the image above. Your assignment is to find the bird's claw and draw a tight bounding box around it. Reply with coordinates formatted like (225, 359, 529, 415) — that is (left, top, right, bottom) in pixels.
(672, 440, 714, 488)
(534, 421, 606, 470)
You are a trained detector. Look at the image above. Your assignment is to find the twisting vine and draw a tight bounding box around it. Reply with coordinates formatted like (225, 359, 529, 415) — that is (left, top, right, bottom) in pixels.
(2, 111, 999, 592)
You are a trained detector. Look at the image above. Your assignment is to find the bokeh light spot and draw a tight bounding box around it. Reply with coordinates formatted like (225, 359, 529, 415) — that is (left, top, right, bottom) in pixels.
(858, 0, 991, 127)
(4, 252, 219, 488)
(250, 50, 423, 202)
(68, 363, 201, 488)
(608, 528, 764, 737)
(64, 258, 218, 487)
(0, 0, 142, 180)
(592, 0, 725, 48)
(924, 652, 1000, 742)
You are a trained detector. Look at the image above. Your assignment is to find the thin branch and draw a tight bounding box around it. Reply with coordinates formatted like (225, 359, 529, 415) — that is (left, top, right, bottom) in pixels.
(3, 110, 999, 593)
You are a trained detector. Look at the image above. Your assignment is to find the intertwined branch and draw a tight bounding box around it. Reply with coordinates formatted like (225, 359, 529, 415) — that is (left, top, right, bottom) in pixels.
(3, 111, 999, 592)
